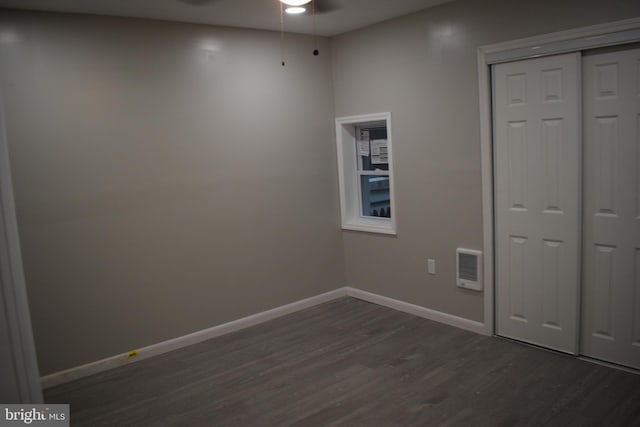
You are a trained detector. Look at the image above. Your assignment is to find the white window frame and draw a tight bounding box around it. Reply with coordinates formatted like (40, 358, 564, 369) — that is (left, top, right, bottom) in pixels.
(335, 112, 396, 235)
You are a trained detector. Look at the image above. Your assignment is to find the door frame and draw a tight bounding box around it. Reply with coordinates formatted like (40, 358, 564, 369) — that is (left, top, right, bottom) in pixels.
(0, 89, 43, 402)
(477, 17, 640, 336)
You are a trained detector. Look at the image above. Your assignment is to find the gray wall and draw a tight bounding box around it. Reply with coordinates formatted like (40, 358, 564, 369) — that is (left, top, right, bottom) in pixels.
(3, 0, 640, 377)
(330, 0, 640, 322)
(0, 10, 344, 375)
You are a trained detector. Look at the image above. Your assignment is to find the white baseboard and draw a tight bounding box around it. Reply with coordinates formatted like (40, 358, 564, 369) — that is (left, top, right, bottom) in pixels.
(42, 286, 487, 389)
(346, 287, 486, 335)
(41, 287, 349, 389)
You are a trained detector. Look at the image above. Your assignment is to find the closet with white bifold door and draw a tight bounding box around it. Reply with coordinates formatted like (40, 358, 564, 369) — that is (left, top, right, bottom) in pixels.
(494, 45, 640, 370)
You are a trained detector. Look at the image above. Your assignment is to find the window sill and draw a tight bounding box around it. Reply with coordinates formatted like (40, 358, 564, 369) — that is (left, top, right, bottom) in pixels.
(342, 217, 396, 235)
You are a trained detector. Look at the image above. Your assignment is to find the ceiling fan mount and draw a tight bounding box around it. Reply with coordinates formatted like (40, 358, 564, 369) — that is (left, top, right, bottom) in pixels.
(177, 0, 340, 14)
(283, 0, 340, 15)
(177, 0, 220, 5)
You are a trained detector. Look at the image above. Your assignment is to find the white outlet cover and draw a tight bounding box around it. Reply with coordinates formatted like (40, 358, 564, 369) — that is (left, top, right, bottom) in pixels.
(427, 258, 436, 275)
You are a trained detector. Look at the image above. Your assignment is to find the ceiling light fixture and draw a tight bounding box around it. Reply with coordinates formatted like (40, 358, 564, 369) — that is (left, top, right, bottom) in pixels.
(285, 6, 306, 14)
(279, 0, 312, 6)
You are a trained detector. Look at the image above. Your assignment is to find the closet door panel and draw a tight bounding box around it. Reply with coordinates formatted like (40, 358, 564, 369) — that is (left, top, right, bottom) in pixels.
(494, 53, 580, 354)
(582, 48, 640, 370)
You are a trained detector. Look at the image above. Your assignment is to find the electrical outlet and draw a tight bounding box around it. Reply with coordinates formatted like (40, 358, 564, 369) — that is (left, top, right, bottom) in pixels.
(427, 258, 436, 275)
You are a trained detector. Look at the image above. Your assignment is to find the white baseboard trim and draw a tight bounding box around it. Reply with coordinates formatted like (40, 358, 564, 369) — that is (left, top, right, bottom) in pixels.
(42, 286, 487, 389)
(41, 287, 349, 389)
(346, 287, 486, 335)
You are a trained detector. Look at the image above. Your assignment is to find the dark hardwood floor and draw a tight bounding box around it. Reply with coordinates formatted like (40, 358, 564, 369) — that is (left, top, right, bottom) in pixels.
(45, 297, 640, 426)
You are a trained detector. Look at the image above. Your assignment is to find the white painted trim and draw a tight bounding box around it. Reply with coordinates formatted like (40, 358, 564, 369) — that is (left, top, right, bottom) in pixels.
(346, 287, 486, 335)
(0, 90, 43, 403)
(335, 112, 397, 235)
(341, 221, 397, 235)
(41, 288, 349, 389)
(477, 17, 640, 338)
(42, 286, 492, 389)
(483, 17, 640, 64)
(477, 46, 495, 337)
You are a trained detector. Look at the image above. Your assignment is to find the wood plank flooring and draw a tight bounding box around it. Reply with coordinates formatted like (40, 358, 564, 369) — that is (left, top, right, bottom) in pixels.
(45, 297, 640, 426)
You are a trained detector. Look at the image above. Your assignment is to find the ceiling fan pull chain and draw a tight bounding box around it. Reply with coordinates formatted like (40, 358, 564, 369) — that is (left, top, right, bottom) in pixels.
(312, 0, 319, 56)
(280, 1, 286, 66)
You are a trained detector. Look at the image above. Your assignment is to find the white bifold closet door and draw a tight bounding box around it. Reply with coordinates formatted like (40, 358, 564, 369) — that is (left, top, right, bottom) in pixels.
(494, 53, 581, 354)
(582, 48, 640, 370)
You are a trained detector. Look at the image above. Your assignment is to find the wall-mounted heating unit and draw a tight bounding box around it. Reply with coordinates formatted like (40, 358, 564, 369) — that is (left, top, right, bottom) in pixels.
(456, 248, 482, 291)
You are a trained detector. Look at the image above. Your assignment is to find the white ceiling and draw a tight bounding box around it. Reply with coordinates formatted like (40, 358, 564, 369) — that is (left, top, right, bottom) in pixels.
(0, 0, 454, 37)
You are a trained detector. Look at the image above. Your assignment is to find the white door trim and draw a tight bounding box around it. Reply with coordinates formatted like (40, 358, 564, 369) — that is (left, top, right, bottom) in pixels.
(0, 91, 43, 402)
(477, 17, 640, 336)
